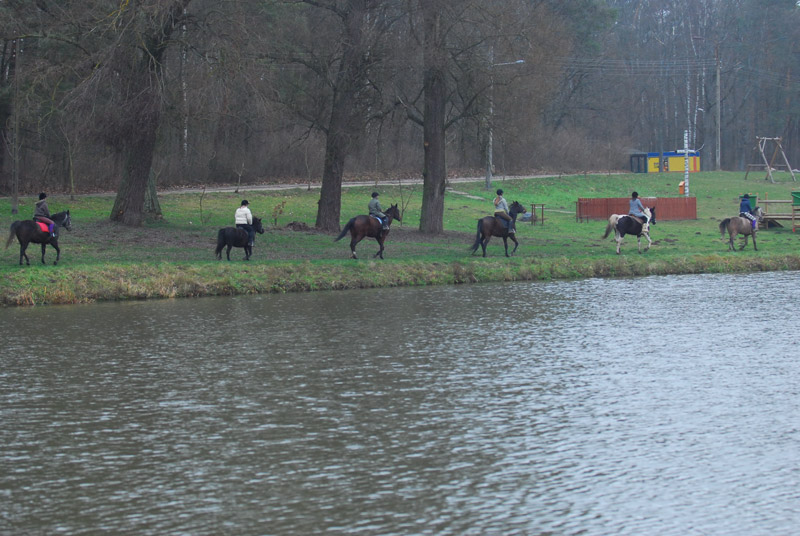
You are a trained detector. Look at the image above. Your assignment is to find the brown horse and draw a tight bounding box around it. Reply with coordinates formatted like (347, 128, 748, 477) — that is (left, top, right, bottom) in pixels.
(470, 200, 526, 257)
(719, 206, 764, 251)
(5, 210, 72, 265)
(335, 204, 401, 259)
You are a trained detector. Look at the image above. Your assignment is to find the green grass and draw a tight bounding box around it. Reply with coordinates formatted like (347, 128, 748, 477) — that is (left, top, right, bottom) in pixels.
(3, 171, 800, 305)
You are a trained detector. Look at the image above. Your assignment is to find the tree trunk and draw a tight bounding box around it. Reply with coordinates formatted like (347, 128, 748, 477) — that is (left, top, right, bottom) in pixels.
(419, 3, 447, 234)
(314, 0, 368, 232)
(316, 123, 347, 231)
(111, 110, 159, 226)
(109, 0, 191, 226)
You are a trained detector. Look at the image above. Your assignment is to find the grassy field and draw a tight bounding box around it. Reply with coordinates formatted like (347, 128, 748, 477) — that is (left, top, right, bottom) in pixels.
(2, 171, 800, 305)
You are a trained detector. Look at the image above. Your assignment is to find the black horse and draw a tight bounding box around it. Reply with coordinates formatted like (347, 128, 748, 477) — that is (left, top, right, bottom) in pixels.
(335, 204, 402, 259)
(5, 210, 72, 265)
(602, 207, 657, 254)
(215, 217, 265, 261)
(470, 200, 527, 257)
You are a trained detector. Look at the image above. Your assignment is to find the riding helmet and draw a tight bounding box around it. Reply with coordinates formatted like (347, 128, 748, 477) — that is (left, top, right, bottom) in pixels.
(39, 192, 47, 200)
(241, 199, 249, 206)
(372, 192, 379, 198)
(496, 189, 503, 195)
(743, 193, 750, 198)
(632, 191, 639, 198)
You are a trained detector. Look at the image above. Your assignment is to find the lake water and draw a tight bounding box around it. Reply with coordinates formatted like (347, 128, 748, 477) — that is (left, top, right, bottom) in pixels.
(2, 272, 799, 535)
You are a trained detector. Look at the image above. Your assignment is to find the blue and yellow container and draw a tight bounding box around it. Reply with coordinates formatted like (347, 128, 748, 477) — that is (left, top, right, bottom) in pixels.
(647, 151, 700, 173)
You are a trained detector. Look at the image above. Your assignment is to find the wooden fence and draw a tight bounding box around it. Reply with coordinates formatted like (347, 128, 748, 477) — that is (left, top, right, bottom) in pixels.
(576, 197, 697, 222)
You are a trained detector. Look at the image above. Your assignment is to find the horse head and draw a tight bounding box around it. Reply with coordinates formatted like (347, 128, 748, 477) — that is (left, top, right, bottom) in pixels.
(386, 204, 401, 222)
(509, 201, 527, 217)
(644, 206, 656, 226)
(252, 216, 266, 234)
(55, 210, 72, 231)
(752, 206, 764, 223)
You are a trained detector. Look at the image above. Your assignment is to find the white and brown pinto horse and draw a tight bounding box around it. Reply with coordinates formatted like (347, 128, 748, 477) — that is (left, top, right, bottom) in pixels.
(602, 207, 656, 254)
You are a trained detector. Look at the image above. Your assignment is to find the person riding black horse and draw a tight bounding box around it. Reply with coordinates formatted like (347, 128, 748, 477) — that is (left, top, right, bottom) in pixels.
(739, 194, 757, 229)
(369, 192, 390, 231)
(235, 199, 256, 246)
(33, 192, 56, 237)
(493, 189, 515, 234)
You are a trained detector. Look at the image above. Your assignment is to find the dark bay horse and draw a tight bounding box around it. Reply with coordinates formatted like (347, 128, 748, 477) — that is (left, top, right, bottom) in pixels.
(215, 217, 265, 260)
(5, 210, 72, 265)
(719, 206, 764, 251)
(602, 207, 656, 254)
(335, 203, 401, 259)
(470, 200, 526, 257)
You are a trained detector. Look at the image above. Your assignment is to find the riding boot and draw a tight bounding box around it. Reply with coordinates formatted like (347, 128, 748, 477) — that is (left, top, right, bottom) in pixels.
(751, 219, 756, 229)
(49, 224, 55, 237)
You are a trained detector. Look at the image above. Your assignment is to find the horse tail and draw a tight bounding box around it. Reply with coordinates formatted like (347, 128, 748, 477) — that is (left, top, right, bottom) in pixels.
(719, 218, 730, 237)
(470, 219, 483, 252)
(215, 228, 225, 255)
(5, 221, 18, 249)
(334, 218, 355, 242)
(602, 217, 617, 239)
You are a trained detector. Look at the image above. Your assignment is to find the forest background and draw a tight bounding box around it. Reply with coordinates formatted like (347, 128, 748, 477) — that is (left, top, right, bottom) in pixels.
(2, 0, 800, 232)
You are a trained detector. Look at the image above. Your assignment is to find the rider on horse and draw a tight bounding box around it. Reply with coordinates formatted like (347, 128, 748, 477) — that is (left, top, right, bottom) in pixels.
(739, 194, 757, 229)
(369, 192, 389, 230)
(493, 189, 515, 234)
(628, 191, 650, 227)
(235, 199, 255, 246)
(33, 192, 56, 237)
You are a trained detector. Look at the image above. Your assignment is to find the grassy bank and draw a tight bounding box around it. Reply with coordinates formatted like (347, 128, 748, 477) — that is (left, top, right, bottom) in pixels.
(3, 171, 800, 306)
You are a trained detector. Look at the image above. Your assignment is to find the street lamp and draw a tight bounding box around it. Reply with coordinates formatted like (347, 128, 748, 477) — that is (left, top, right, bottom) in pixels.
(485, 58, 525, 189)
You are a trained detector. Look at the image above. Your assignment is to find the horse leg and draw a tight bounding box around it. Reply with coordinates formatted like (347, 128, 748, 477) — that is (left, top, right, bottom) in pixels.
(510, 235, 519, 255)
(481, 236, 491, 257)
(502, 236, 510, 257)
(51, 242, 60, 265)
(727, 232, 735, 251)
(644, 232, 652, 251)
(615, 231, 623, 255)
(374, 237, 385, 259)
(636, 235, 642, 253)
(19, 241, 29, 265)
(740, 234, 749, 251)
(349, 238, 359, 259)
(40, 243, 47, 264)
(244, 245, 251, 260)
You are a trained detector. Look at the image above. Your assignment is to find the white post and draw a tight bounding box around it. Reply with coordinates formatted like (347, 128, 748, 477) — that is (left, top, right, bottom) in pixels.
(684, 129, 690, 197)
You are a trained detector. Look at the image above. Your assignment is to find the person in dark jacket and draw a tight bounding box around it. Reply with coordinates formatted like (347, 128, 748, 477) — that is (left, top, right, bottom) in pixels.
(33, 192, 56, 237)
(368, 192, 389, 230)
(739, 194, 757, 229)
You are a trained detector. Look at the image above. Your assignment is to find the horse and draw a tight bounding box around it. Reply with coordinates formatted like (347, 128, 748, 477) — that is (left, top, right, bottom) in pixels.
(215, 217, 265, 261)
(719, 206, 764, 251)
(334, 203, 401, 259)
(5, 210, 72, 265)
(470, 200, 527, 257)
(602, 207, 656, 254)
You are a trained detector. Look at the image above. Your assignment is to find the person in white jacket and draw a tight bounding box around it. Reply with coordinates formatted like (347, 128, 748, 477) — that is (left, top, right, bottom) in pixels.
(235, 200, 255, 246)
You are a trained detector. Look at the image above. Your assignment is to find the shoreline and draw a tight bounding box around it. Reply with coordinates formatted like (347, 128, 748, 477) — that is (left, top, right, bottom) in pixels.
(4, 254, 799, 307)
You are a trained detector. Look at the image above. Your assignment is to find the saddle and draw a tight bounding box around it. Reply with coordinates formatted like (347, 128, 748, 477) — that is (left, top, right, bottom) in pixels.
(35, 221, 50, 233)
(494, 216, 511, 229)
(627, 214, 644, 225)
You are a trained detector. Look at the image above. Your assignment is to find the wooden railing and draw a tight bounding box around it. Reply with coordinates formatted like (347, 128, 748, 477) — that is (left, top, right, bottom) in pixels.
(576, 197, 697, 222)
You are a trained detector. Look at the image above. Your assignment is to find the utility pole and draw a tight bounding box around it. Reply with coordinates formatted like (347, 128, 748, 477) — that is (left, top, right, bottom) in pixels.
(484, 54, 524, 189)
(715, 44, 721, 171)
